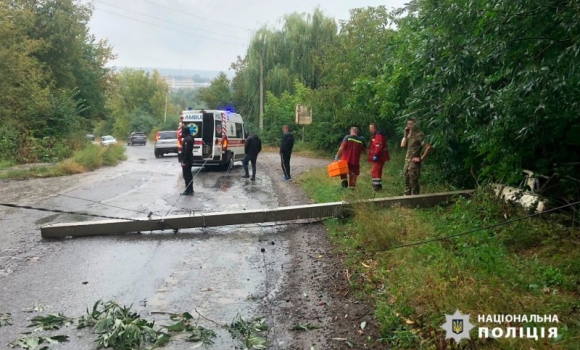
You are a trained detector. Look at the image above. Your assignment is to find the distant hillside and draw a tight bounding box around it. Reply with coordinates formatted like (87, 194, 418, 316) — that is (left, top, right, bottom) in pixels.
(122, 67, 235, 80)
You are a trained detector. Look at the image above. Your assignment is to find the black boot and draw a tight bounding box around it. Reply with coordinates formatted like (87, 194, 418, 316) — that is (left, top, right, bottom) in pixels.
(341, 180, 348, 189)
(242, 174, 250, 178)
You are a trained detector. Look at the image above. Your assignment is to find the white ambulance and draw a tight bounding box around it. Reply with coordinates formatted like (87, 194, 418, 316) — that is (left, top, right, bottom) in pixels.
(178, 109, 247, 170)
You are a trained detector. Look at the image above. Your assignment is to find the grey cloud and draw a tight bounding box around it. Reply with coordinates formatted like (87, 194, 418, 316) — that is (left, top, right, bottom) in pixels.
(88, 0, 407, 71)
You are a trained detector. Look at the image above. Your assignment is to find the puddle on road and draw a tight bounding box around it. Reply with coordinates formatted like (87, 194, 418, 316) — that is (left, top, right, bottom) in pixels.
(211, 176, 235, 191)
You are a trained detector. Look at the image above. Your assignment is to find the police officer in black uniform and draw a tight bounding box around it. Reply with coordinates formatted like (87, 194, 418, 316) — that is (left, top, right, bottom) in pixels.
(242, 131, 262, 181)
(180, 125, 194, 196)
(280, 125, 295, 180)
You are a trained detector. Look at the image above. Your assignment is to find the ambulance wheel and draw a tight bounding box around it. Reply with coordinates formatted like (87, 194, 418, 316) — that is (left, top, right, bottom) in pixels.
(218, 158, 233, 171)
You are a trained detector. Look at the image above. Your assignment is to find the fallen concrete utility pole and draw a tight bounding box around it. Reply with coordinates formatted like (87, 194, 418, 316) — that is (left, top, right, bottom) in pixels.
(40, 190, 474, 238)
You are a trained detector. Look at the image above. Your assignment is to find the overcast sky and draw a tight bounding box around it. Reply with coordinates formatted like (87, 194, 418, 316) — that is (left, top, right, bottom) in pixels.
(87, 0, 407, 72)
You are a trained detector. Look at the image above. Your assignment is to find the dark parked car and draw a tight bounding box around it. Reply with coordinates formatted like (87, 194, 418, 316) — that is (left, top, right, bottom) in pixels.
(127, 132, 147, 146)
(154, 131, 178, 157)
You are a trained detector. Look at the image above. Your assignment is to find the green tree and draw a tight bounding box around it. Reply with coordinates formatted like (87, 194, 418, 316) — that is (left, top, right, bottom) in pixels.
(170, 88, 206, 111)
(371, 0, 580, 184)
(25, 0, 115, 120)
(307, 6, 398, 148)
(0, 0, 113, 163)
(107, 69, 170, 138)
(257, 81, 312, 144)
(198, 72, 233, 109)
(129, 110, 158, 135)
(230, 9, 337, 123)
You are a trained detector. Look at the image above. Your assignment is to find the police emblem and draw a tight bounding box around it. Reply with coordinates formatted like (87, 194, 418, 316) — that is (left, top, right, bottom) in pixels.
(441, 310, 474, 343)
(452, 319, 463, 334)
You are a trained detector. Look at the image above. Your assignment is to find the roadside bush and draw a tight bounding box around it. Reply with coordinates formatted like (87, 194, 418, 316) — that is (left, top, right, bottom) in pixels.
(0, 124, 20, 163)
(73, 143, 103, 171)
(1, 143, 126, 180)
(56, 159, 86, 175)
(102, 144, 127, 166)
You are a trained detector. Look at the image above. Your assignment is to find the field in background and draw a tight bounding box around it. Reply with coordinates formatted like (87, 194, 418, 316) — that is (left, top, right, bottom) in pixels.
(297, 151, 580, 349)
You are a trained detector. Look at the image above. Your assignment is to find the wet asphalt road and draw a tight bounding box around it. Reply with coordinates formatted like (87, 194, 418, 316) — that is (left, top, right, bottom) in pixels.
(0, 144, 293, 349)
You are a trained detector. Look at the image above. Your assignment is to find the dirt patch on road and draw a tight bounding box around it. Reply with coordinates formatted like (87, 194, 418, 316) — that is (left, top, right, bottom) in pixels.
(259, 153, 380, 349)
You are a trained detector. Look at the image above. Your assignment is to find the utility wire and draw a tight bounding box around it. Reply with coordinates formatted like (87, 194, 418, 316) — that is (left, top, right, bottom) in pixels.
(93, 7, 244, 46)
(94, 0, 247, 42)
(164, 158, 211, 217)
(137, 0, 253, 31)
(5, 190, 576, 250)
(0, 201, 180, 232)
(0, 203, 142, 222)
(381, 200, 580, 251)
(57, 193, 163, 218)
(0, 202, 331, 235)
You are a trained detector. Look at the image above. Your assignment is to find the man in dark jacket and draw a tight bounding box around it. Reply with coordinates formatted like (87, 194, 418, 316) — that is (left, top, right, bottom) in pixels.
(180, 125, 194, 196)
(280, 125, 295, 180)
(243, 132, 262, 181)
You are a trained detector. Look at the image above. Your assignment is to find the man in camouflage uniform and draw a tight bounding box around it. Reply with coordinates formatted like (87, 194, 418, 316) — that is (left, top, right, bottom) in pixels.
(401, 118, 432, 195)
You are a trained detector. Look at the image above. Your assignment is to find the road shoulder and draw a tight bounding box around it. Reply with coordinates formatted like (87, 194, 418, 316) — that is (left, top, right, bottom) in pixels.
(259, 152, 380, 350)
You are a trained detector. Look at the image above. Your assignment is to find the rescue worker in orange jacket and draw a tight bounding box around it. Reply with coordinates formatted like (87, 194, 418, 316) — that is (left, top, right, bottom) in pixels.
(334, 127, 366, 188)
(368, 123, 390, 191)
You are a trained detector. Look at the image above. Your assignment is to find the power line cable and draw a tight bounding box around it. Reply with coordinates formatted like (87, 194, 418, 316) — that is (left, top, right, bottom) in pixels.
(93, 7, 244, 46)
(0, 202, 181, 232)
(0, 203, 144, 222)
(381, 200, 580, 251)
(164, 158, 211, 217)
(94, 0, 247, 42)
(0, 202, 331, 234)
(136, 0, 253, 32)
(56, 193, 164, 218)
(6, 191, 576, 249)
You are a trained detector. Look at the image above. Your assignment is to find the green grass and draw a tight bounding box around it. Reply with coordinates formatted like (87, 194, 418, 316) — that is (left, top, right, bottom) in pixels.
(0, 144, 127, 180)
(0, 160, 16, 170)
(299, 148, 452, 202)
(298, 150, 580, 349)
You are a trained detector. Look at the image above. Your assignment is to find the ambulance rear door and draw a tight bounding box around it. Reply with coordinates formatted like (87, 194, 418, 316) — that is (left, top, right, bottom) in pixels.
(181, 112, 203, 157)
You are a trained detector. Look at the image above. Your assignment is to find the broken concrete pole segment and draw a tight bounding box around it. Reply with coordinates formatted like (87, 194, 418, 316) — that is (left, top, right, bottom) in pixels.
(40, 191, 474, 238)
(492, 184, 546, 213)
